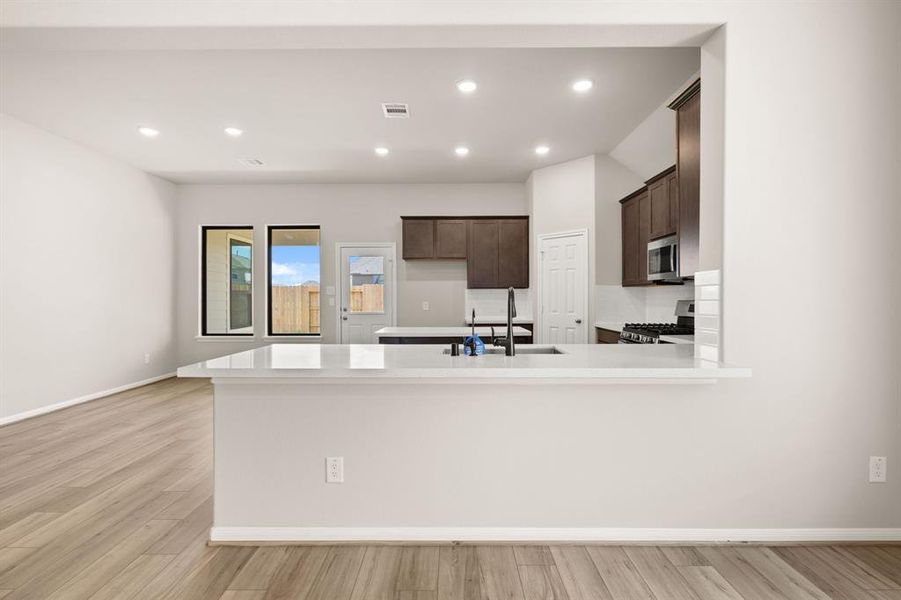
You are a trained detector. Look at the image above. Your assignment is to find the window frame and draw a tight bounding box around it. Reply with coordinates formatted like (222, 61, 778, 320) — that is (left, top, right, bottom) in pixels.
(266, 224, 322, 337)
(200, 225, 255, 337)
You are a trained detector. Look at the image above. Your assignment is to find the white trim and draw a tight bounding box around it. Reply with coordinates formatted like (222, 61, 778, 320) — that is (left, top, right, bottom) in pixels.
(262, 335, 321, 342)
(536, 229, 590, 345)
(0, 372, 176, 427)
(335, 242, 398, 343)
(210, 526, 901, 544)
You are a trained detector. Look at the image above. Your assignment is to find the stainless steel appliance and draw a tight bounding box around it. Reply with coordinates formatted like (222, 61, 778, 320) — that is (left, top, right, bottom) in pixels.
(619, 300, 694, 344)
(647, 234, 679, 281)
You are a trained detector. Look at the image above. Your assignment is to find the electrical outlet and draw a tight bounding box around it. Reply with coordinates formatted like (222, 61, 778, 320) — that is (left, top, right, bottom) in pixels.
(143, 353, 151, 365)
(326, 457, 344, 483)
(869, 456, 887, 483)
(422, 301, 429, 311)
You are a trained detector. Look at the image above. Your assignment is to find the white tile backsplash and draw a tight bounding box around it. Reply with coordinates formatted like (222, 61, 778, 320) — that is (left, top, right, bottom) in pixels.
(693, 269, 721, 361)
(465, 288, 533, 322)
(594, 283, 694, 325)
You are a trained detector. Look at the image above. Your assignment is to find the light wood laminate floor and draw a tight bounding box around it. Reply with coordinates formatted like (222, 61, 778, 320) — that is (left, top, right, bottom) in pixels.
(0, 377, 899, 599)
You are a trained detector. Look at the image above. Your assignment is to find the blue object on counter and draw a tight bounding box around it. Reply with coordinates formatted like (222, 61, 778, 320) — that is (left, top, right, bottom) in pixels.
(463, 334, 486, 356)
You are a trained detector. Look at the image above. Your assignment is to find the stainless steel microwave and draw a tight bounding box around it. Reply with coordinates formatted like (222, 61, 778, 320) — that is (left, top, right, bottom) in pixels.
(648, 235, 679, 281)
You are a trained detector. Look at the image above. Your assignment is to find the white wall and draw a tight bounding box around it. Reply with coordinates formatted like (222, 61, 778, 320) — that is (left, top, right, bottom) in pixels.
(609, 105, 677, 180)
(528, 155, 598, 336)
(176, 183, 525, 364)
(593, 155, 646, 285)
(0, 114, 177, 420)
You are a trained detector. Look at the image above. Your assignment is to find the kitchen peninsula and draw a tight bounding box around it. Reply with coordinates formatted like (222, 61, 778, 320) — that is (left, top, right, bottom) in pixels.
(178, 344, 748, 543)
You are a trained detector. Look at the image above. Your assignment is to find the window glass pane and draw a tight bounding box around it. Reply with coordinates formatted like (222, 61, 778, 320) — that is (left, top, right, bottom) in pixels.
(203, 227, 253, 335)
(269, 227, 321, 335)
(348, 255, 385, 314)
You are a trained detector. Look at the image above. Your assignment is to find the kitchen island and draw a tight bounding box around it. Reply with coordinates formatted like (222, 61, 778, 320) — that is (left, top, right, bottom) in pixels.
(178, 344, 750, 543)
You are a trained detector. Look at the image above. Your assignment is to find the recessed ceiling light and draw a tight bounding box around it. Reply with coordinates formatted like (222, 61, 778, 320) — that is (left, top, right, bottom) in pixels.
(374, 147, 390, 156)
(224, 127, 243, 137)
(571, 79, 594, 93)
(456, 79, 477, 93)
(137, 126, 159, 137)
(455, 147, 470, 157)
(534, 145, 550, 156)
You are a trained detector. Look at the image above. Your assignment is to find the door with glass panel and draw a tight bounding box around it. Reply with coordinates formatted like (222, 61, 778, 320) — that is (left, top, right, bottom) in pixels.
(338, 245, 395, 343)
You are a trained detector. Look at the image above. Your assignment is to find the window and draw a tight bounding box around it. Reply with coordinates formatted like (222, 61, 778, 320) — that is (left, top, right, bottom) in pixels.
(201, 226, 254, 336)
(348, 255, 385, 313)
(267, 226, 321, 335)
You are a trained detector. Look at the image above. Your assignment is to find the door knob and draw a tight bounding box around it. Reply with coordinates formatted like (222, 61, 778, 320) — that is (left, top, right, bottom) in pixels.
(575, 318, 582, 324)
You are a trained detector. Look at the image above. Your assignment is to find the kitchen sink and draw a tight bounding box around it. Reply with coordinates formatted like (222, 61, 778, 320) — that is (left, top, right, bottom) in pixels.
(443, 345, 565, 355)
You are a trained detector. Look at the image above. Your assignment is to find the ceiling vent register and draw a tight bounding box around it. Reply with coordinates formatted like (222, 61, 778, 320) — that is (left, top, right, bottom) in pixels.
(237, 158, 264, 166)
(381, 103, 410, 118)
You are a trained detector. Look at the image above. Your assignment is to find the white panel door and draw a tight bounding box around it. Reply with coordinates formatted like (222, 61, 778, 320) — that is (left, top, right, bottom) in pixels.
(339, 245, 395, 343)
(540, 232, 587, 344)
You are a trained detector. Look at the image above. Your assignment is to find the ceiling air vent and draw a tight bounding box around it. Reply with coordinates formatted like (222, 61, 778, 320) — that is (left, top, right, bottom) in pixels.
(381, 103, 410, 118)
(237, 158, 264, 166)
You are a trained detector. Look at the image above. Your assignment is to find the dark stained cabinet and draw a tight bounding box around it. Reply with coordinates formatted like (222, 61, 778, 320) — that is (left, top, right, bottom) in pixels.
(467, 218, 529, 289)
(402, 215, 529, 288)
(670, 78, 700, 279)
(620, 188, 651, 286)
(435, 219, 467, 258)
(402, 218, 436, 259)
(496, 219, 529, 288)
(647, 166, 678, 240)
(466, 220, 500, 288)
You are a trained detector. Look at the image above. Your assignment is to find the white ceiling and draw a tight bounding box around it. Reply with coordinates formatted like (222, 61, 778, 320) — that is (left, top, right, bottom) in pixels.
(0, 47, 698, 183)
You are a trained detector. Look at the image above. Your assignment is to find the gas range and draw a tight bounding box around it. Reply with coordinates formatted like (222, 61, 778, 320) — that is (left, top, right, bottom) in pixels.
(618, 300, 695, 344)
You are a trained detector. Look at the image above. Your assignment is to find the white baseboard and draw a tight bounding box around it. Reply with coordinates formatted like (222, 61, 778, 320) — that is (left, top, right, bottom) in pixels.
(210, 527, 901, 544)
(0, 372, 176, 427)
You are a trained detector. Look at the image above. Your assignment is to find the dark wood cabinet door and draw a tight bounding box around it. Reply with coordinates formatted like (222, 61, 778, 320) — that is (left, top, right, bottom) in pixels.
(648, 178, 670, 240)
(466, 220, 500, 288)
(435, 219, 467, 259)
(637, 191, 651, 285)
(621, 196, 640, 285)
(497, 219, 529, 288)
(621, 190, 651, 286)
(402, 219, 435, 259)
(676, 88, 700, 278)
(667, 171, 680, 234)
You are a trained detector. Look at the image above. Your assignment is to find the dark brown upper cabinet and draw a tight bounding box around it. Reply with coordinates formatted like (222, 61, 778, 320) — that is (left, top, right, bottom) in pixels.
(669, 78, 700, 279)
(402, 216, 528, 288)
(434, 219, 467, 258)
(647, 165, 678, 241)
(402, 218, 436, 259)
(467, 218, 529, 289)
(620, 188, 651, 286)
(402, 217, 471, 260)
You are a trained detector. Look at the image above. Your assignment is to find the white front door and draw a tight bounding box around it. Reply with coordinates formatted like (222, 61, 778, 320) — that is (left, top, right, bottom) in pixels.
(338, 244, 396, 343)
(539, 231, 588, 344)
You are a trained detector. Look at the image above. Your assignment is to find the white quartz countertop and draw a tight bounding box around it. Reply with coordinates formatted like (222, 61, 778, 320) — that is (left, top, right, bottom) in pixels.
(659, 334, 694, 345)
(375, 326, 531, 338)
(177, 344, 750, 382)
(594, 322, 625, 332)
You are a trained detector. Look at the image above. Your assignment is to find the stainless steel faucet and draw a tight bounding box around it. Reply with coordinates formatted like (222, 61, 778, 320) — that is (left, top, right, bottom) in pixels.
(505, 287, 516, 356)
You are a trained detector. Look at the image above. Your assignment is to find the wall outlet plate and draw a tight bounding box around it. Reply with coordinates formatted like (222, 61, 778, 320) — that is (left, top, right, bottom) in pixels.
(422, 301, 430, 311)
(326, 457, 344, 483)
(143, 353, 151, 364)
(869, 456, 887, 483)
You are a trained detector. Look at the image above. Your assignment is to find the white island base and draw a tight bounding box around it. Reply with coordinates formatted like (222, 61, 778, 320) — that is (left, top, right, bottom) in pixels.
(179, 344, 750, 543)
